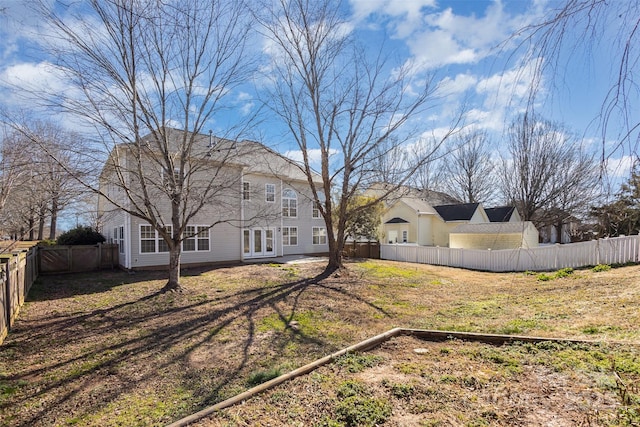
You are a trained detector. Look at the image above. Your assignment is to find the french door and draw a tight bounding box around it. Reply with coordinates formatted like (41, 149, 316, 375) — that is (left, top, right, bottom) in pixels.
(243, 228, 276, 258)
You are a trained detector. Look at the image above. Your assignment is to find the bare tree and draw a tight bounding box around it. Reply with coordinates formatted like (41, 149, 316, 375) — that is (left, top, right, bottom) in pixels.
(443, 129, 496, 204)
(408, 137, 447, 193)
(0, 129, 28, 222)
(500, 113, 600, 235)
(25, 0, 256, 291)
(255, 0, 458, 273)
(0, 121, 84, 240)
(513, 1, 640, 158)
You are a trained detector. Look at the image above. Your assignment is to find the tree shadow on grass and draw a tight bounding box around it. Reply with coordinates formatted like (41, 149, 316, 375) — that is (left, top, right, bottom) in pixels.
(0, 263, 391, 427)
(26, 269, 170, 301)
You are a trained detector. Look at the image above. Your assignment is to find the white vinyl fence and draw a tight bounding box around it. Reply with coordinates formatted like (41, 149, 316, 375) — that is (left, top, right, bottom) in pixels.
(380, 235, 640, 272)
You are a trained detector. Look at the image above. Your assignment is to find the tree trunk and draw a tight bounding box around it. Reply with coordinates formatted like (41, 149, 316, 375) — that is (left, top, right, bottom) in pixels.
(37, 209, 46, 240)
(324, 228, 345, 276)
(38, 215, 44, 240)
(27, 216, 35, 241)
(162, 245, 182, 292)
(49, 197, 59, 240)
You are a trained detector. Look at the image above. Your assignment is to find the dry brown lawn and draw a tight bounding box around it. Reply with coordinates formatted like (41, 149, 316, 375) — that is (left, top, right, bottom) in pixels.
(0, 259, 639, 426)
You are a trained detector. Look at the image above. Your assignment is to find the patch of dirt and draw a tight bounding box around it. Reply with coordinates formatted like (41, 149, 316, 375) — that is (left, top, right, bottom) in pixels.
(202, 335, 625, 426)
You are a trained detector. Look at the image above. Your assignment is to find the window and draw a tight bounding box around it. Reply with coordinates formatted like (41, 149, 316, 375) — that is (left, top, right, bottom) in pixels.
(183, 226, 196, 251)
(282, 226, 298, 246)
(196, 226, 210, 251)
(402, 230, 408, 243)
(312, 201, 322, 218)
(243, 182, 250, 200)
(139, 225, 171, 253)
(183, 225, 210, 252)
(140, 225, 156, 253)
(163, 168, 181, 188)
(117, 225, 125, 254)
(282, 189, 297, 217)
(265, 183, 275, 202)
(312, 227, 327, 245)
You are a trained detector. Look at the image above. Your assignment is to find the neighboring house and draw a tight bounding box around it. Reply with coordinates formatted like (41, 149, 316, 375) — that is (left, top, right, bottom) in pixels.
(485, 206, 521, 223)
(376, 185, 538, 249)
(98, 130, 328, 270)
(381, 198, 489, 246)
(449, 221, 539, 250)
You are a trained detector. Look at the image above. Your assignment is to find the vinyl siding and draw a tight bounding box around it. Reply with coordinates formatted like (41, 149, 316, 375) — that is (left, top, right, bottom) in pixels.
(98, 135, 329, 267)
(281, 181, 327, 255)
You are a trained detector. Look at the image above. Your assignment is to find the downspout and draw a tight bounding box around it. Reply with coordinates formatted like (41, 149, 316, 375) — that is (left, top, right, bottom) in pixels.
(125, 215, 132, 269)
(240, 167, 246, 261)
(280, 178, 284, 256)
(416, 210, 420, 245)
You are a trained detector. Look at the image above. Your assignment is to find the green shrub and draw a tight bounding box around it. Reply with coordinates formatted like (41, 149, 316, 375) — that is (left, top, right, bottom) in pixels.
(56, 226, 106, 245)
(246, 367, 282, 387)
(555, 268, 574, 278)
(592, 264, 611, 272)
(337, 380, 369, 399)
(335, 396, 392, 427)
(537, 273, 552, 281)
(335, 353, 383, 373)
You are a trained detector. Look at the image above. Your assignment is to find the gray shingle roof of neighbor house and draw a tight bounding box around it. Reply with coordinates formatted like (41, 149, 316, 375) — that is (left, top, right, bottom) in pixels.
(485, 206, 516, 222)
(385, 217, 410, 224)
(433, 203, 480, 221)
(451, 222, 535, 234)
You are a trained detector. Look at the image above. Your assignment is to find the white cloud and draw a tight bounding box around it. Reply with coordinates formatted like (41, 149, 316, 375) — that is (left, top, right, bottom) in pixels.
(240, 102, 254, 116)
(353, 1, 545, 72)
(437, 73, 478, 96)
(350, 0, 438, 38)
(605, 155, 634, 178)
(284, 148, 339, 168)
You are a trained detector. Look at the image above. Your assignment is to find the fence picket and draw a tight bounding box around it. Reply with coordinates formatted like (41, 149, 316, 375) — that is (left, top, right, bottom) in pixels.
(381, 236, 640, 272)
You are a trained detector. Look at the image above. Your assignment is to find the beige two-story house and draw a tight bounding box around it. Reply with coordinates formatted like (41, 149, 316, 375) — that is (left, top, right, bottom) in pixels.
(97, 129, 328, 269)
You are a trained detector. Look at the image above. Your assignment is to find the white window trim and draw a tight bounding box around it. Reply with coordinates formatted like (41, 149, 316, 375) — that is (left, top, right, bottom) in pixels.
(312, 201, 322, 219)
(182, 225, 210, 252)
(162, 168, 181, 188)
(139, 224, 171, 254)
(243, 181, 250, 201)
(118, 225, 125, 254)
(312, 226, 327, 245)
(265, 183, 275, 203)
(282, 226, 298, 246)
(282, 188, 298, 218)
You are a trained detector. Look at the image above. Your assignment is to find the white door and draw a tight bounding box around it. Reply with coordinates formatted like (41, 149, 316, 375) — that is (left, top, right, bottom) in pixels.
(388, 230, 398, 244)
(243, 228, 276, 258)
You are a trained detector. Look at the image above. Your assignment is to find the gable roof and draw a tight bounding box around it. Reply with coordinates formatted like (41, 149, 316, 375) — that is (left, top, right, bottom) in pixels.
(450, 221, 536, 234)
(101, 128, 321, 184)
(485, 206, 516, 222)
(385, 217, 409, 224)
(433, 203, 480, 222)
(400, 198, 437, 214)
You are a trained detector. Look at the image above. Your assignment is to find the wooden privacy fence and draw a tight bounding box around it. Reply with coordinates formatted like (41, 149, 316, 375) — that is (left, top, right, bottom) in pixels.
(343, 241, 380, 259)
(1, 247, 38, 345)
(39, 243, 119, 274)
(381, 235, 640, 272)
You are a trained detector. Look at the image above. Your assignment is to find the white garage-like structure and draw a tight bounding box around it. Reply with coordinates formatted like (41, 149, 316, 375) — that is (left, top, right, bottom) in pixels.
(449, 221, 539, 250)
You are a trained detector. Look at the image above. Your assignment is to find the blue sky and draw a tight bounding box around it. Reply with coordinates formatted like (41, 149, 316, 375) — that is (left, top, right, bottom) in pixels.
(0, 0, 633, 186)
